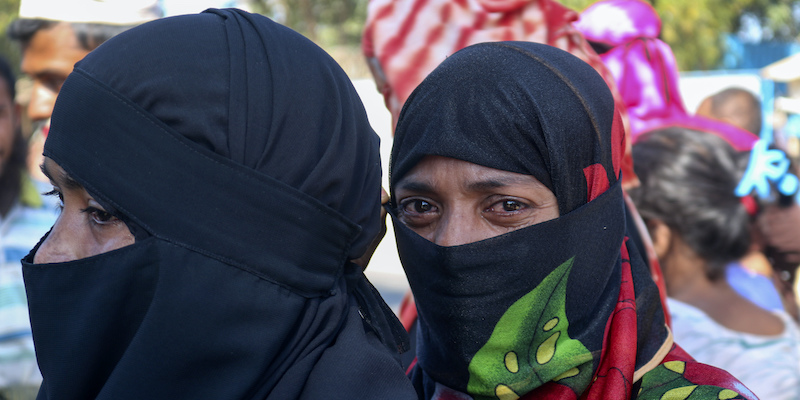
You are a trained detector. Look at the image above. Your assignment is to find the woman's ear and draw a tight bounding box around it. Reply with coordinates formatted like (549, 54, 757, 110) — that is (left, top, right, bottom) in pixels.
(647, 220, 672, 261)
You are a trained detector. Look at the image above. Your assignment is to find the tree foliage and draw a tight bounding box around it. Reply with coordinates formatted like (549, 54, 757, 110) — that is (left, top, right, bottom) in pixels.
(0, 0, 21, 77)
(250, 0, 367, 46)
(740, 0, 800, 40)
(561, 0, 800, 71)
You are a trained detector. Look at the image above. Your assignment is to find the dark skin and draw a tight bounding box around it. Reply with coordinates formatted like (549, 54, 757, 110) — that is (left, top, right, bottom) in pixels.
(394, 155, 559, 246)
(34, 157, 134, 264)
(0, 164, 20, 218)
(0, 76, 23, 217)
(20, 22, 90, 183)
(21, 22, 88, 125)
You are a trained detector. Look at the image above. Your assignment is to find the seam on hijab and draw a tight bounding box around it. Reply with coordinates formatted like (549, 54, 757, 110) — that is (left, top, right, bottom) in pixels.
(222, 9, 249, 164)
(69, 68, 355, 223)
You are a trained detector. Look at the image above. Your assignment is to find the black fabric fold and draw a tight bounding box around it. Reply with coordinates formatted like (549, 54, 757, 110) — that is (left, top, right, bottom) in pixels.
(46, 70, 357, 297)
(26, 8, 415, 399)
(388, 41, 668, 399)
(390, 181, 627, 390)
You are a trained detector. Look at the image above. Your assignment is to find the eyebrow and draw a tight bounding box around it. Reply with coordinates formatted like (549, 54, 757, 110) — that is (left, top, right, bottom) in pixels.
(40, 162, 83, 190)
(398, 175, 535, 193)
(466, 178, 516, 191)
(396, 180, 435, 194)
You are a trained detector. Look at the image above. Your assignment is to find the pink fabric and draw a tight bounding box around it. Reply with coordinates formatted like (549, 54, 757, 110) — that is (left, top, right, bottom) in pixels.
(601, 38, 688, 139)
(641, 114, 759, 152)
(575, 0, 758, 150)
(574, 0, 660, 45)
(362, 0, 622, 130)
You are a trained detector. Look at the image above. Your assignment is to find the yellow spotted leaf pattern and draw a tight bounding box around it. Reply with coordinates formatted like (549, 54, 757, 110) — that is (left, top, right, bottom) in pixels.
(637, 363, 751, 400)
(466, 257, 594, 400)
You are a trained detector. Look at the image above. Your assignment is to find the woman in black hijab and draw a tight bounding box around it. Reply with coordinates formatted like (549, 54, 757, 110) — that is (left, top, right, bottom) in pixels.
(389, 41, 758, 399)
(23, 9, 416, 399)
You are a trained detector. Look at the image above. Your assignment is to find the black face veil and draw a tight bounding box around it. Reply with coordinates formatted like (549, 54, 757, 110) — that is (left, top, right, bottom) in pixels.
(387, 42, 670, 399)
(22, 9, 415, 400)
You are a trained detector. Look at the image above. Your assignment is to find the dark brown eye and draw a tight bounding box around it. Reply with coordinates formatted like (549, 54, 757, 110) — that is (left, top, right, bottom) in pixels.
(91, 209, 114, 223)
(413, 200, 433, 213)
(502, 200, 523, 212)
(80, 207, 118, 225)
(399, 199, 436, 215)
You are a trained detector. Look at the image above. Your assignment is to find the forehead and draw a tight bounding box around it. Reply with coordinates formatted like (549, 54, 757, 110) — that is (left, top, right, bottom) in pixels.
(21, 22, 89, 76)
(396, 155, 546, 191)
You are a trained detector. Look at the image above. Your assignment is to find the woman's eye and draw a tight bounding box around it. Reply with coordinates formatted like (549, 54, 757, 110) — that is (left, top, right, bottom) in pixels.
(402, 199, 435, 214)
(397, 198, 439, 228)
(43, 188, 64, 209)
(501, 200, 523, 212)
(488, 199, 528, 213)
(81, 207, 117, 225)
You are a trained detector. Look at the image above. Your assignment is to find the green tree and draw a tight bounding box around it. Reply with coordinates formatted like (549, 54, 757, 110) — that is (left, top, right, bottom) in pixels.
(562, 0, 800, 71)
(250, 0, 367, 46)
(739, 0, 799, 40)
(0, 0, 21, 76)
(657, 0, 750, 70)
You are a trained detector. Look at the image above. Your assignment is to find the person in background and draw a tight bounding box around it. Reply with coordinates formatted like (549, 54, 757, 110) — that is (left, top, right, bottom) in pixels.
(22, 9, 416, 399)
(576, 0, 791, 321)
(389, 41, 757, 400)
(365, 2, 665, 368)
(0, 54, 57, 400)
(630, 126, 800, 400)
(697, 87, 800, 319)
(7, 0, 162, 182)
(697, 88, 762, 136)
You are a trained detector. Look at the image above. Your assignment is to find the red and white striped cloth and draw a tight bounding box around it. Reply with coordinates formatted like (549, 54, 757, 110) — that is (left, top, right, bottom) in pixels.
(363, 0, 620, 127)
(362, 0, 637, 185)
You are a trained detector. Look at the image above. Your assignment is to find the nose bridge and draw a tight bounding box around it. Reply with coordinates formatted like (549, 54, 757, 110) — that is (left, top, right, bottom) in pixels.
(33, 216, 79, 264)
(27, 80, 57, 122)
(433, 205, 478, 247)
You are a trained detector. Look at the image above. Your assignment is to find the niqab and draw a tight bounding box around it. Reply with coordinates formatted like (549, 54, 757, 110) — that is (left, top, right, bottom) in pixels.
(389, 41, 758, 400)
(22, 9, 415, 400)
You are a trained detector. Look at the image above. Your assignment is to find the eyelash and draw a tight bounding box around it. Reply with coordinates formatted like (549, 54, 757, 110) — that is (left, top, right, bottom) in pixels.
(43, 188, 116, 225)
(489, 199, 528, 213)
(398, 198, 436, 214)
(80, 207, 115, 225)
(43, 188, 64, 210)
(398, 198, 529, 214)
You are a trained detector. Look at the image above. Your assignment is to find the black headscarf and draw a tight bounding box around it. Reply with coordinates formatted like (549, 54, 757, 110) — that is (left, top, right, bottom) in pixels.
(22, 9, 415, 399)
(389, 42, 672, 399)
(390, 42, 621, 215)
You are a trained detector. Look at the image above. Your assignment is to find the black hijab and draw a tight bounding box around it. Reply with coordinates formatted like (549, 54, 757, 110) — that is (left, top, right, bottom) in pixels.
(390, 42, 621, 215)
(22, 9, 415, 399)
(389, 42, 671, 399)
